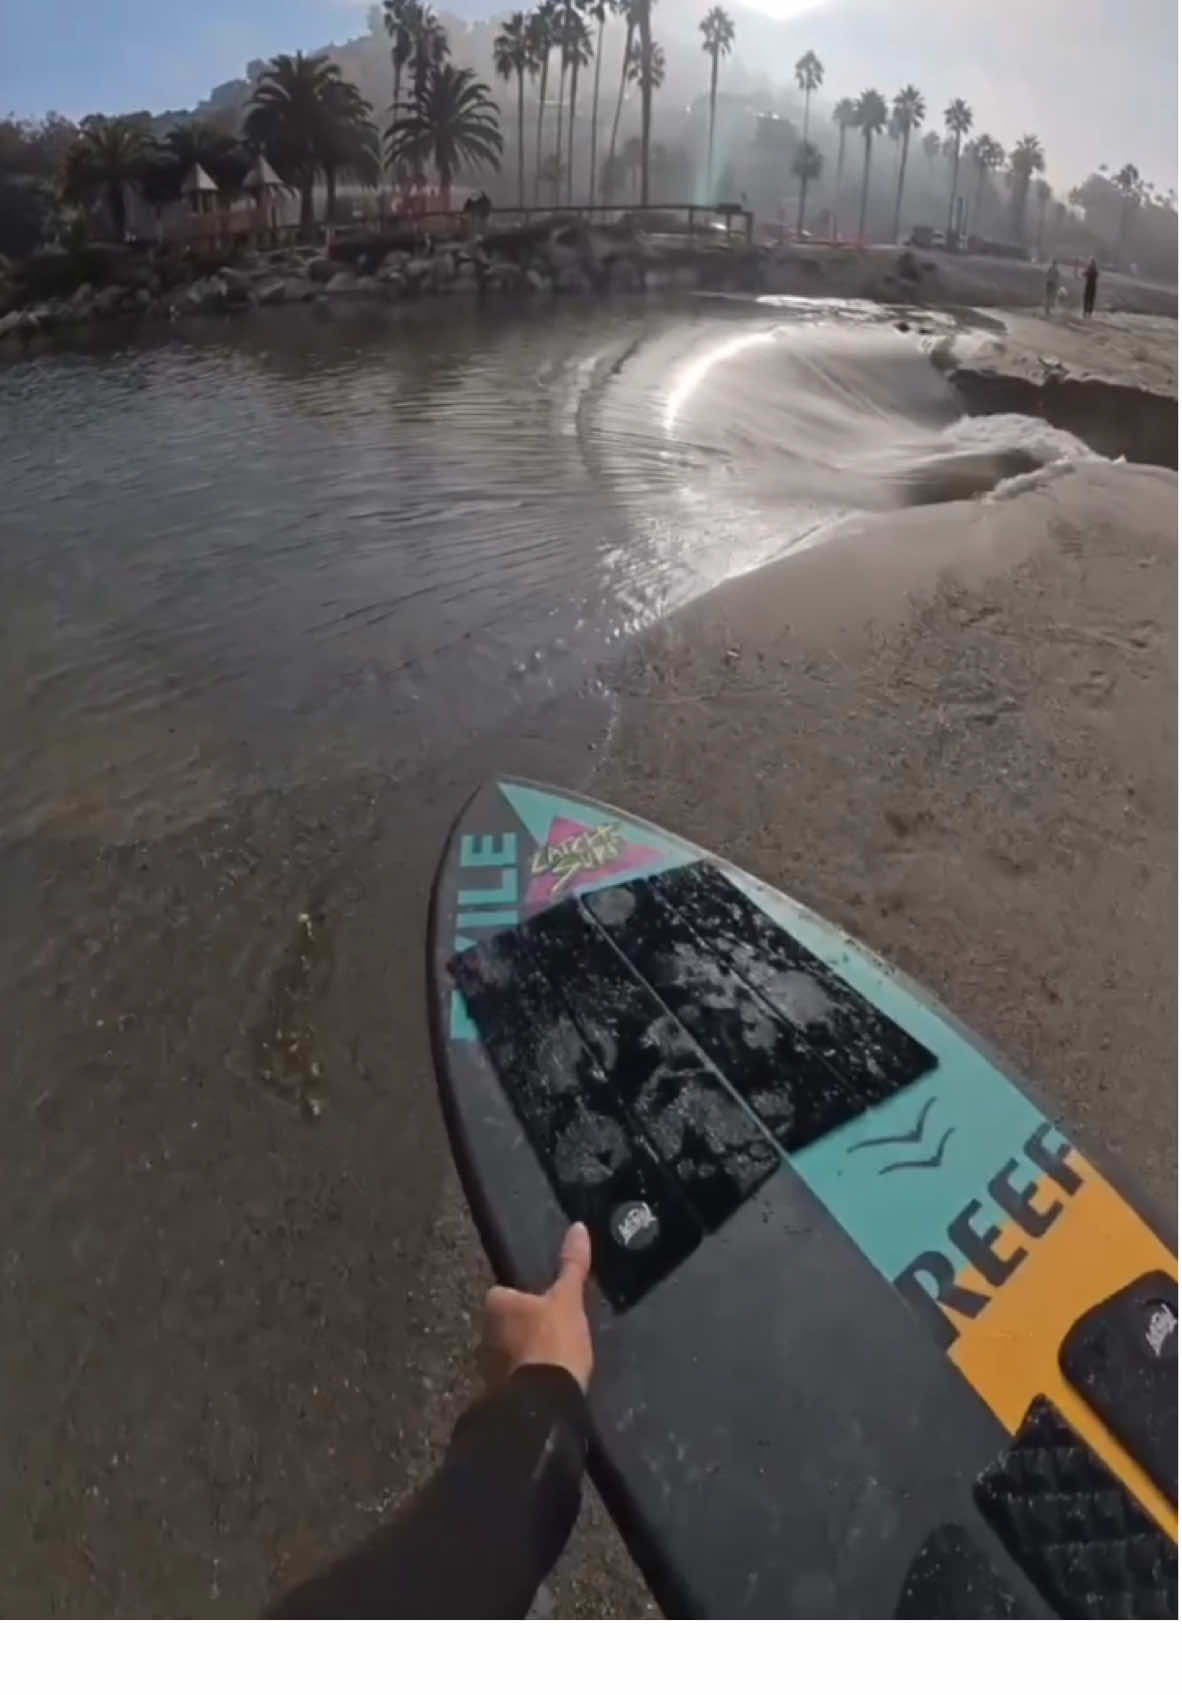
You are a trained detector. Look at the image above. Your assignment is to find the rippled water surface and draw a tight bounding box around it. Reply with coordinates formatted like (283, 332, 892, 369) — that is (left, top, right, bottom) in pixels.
(0, 296, 1091, 842)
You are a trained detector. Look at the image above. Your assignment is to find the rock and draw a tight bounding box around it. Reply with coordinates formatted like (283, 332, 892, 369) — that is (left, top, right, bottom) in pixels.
(257, 279, 288, 306)
(0, 308, 29, 339)
(134, 288, 152, 309)
(325, 269, 360, 293)
(217, 266, 254, 302)
(524, 267, 549, 292)
(70, 281, 94, 307)
(608, 258, 643, 292)
(486, 261, 523, 293)
(306, 256, 341, 283)
(450, 271, 480, 294)
(555, 262, 591, 294)
(403, 257, 435, 293)
(432, 250, 458, 285)
(378, 269, 406, 297)
(185, 276, 228, 313)
(93, 283, 126, 316)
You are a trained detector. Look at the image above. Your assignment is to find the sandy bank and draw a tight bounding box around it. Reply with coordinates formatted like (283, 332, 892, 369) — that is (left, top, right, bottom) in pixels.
(598, 459, 1177, 1196)
(940, 309, 1178, 467)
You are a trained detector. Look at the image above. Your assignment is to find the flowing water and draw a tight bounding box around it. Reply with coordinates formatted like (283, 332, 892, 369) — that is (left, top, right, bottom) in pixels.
(0, 295, 1092, 845)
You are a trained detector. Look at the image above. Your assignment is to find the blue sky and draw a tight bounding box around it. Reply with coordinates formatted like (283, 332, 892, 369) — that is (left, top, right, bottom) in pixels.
(0, 3, 386, 117)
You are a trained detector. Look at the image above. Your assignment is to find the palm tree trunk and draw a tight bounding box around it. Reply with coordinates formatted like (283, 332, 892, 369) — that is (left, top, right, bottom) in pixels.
(325, 165, 337, 227)
(796, 171, 808, 239)
(639, 6, 652, 206)
(835, 127, 847, 228)
(802, 88, 812, 145)
(300, 170, 315, 239)
(971, 166, 985, 238)
(534, 56, 550, 204)
(392, 62, 403, 188)
(589, 17, 604, 204)
(606, 23, 633, 204)
(107, 179, 126, 240)
(517, 68, 525, 206)
(566, 62, 579, 205)
(706, 53, 718, 201)
(946, 145, 960, 236)
(554, 57, 567, 205)
(893, 132, 910, 243)
(857, 134, 872, 241)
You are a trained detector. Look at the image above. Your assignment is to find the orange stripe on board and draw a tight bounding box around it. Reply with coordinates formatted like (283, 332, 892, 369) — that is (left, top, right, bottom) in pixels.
(949, 1152, 1177, 1539)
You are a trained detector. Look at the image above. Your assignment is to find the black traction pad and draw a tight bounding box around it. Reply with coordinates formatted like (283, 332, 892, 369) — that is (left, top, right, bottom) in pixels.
(1059, 1272, 1178, 1505)
(450, 864, 935, 1308)
(895, 1524, 1031, 1618)
(973, 1396, 1178, 1618)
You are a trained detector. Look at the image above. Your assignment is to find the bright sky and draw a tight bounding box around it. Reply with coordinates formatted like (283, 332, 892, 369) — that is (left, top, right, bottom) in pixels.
(0, 0, 1176, 192)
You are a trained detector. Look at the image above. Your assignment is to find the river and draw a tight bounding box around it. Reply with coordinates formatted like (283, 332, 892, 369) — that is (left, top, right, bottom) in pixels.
(0, 294, 1091, 845)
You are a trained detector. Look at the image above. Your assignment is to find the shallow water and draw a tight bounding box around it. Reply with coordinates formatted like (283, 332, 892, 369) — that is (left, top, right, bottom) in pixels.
(0, 295, 1092, 843)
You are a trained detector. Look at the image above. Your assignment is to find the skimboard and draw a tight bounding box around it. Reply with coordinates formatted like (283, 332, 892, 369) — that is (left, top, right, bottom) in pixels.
(427, 778, 1177, 1618)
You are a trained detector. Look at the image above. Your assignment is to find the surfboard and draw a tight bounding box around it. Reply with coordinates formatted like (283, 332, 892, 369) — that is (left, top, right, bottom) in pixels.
(427, 778, 1178, 1618)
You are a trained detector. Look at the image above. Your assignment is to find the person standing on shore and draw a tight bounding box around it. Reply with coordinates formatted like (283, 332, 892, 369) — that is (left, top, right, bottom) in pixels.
(1083, 256, 1099, 318)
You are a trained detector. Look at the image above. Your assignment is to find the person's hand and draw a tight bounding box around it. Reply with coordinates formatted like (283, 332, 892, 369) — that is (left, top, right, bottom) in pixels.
(480, 1223, 594, 1393)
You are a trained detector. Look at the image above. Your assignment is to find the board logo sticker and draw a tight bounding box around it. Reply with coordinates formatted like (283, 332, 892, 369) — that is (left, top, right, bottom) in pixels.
(611, 1200, 660, 1252)
(527, 817, 663, 905)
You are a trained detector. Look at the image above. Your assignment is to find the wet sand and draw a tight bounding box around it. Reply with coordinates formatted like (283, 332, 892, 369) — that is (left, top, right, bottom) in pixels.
(0, 307, 1176, 1617)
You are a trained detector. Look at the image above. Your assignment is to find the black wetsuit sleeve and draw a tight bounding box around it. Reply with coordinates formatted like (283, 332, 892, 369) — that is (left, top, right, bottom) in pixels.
(268, 1365, 590, 1618)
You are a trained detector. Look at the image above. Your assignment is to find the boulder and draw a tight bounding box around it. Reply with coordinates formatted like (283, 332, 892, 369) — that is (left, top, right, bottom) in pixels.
(217, 266, 254, 302)
(257, 278, 288, 306)
(325, 269, 360, 293)
(524, 267, 550, 292)
(486, 261, 523, 293)
(70, 281, 95, 307)
(450, 271, 480, 294)
(378, 269, 406, 297)
(403, 257, 435, 292)
(0, 308, 31, 339)
(93, 283, 127, 316)
(185, 276, 228, 312)
(306, 256, 341, 283)
(555, 261, 591, 294)
(134, 288, 152, 310)
(432, 250, 457, 286)
(608, 258, 643, 292)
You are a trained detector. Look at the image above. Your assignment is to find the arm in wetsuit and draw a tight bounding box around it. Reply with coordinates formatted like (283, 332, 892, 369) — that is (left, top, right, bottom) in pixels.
(268, 1223, 595, 1619)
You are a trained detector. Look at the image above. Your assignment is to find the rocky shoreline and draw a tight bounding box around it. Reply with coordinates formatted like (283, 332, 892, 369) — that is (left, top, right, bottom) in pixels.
(5, 219, 1177, 354)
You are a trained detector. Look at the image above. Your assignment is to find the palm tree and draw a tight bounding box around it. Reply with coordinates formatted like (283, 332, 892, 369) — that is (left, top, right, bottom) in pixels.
(1111, 162, 1142, 266)
(385, 62, 502, 207)
(1009, 132, 1045, 242)
(791, 51, 824, 235)
(1033, 177, 1052, 256)
(635, 0, 656, 205)
(969, 132, 1004, 237)
(792, 140, 823, 237)
(494, 11, 532, 205)
(246, 53, 361, 235)
(699, 8, 735, 203)
(320, 78, 380, 224)
(561, 6, 594, 203)
(621, 133, 643, 200)
(383, 1, 416, 140)
(528, 4, 557, 205)
(890, 84, 924, 242)
(854, 88, 887, 241)
(161, 121, 251, 204)
(831, 96, 857, 226)
(942, 98, 973, 238)
(61, 115, 155, 238)
(606, 0, 641, 204)
(585, 2, 614, 206)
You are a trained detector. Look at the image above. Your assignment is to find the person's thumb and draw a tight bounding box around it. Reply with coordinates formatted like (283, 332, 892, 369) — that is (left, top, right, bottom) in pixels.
(552, 1221, 591, 1298)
